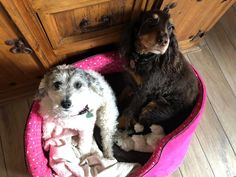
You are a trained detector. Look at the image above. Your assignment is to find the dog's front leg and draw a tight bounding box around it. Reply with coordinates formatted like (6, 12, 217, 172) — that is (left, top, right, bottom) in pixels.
(119, 87, 148, 129)
(100, 127, 115, 159)
(96, 104, 118, 159)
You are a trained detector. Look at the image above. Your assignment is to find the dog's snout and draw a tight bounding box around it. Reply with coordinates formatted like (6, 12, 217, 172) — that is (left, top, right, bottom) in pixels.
(61, 99, 72, 109)
(158, 33, 168, 45)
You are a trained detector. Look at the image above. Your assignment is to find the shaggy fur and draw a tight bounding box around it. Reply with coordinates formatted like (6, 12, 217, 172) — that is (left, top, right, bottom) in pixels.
(118, 3, 199, 133)
(37, 65, 118, 158)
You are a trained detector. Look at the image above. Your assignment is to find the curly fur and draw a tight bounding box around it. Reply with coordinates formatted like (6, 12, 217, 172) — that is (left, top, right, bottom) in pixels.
(118, 3, 199, 133)
(37, 65, 118, 158)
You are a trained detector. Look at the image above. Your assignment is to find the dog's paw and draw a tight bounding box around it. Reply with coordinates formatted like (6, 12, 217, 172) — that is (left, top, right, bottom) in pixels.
(134, 123, 144, 133)
(150, 124, 164, 134)
(114, 130, 126, 144)
(114, 131, 134, 152)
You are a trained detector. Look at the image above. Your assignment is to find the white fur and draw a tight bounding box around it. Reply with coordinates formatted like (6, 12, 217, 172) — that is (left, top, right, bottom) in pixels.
(150, 38, 170, 55)
(115, 124, 165, 153)
(38, 65, 118, 158)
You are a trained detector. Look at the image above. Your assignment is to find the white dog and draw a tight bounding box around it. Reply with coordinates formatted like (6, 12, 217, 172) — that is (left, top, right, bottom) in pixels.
(37, 64, 118, 159)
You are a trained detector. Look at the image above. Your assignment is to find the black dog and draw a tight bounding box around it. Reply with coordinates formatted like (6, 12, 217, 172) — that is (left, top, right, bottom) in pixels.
(118, 2, 199, 134)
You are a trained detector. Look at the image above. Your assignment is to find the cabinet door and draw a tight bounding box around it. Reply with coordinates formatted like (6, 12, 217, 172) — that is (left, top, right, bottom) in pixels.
(161, 0, 236, 49)
(0, 4, 43, 98)
(30, 0, 145, 56)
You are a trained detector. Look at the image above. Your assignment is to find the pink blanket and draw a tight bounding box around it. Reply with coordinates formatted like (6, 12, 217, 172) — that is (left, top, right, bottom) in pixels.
(42, 112, 139, 177)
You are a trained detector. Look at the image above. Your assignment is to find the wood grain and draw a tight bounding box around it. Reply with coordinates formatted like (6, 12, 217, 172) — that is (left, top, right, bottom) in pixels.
(0, 4, 43, 90)
(219, 6, 236, 49)
(2, 0, 235, 60)
(161, 0, 236, 50)
(36, 0, 136, 49)
(0, 135, 7, 177)
(32, 0, 110, 13)
(180, 134, 214, 177)
(37, 12, 62, 48)
(195, 99, 236, 177)
(0, 81, 38, 106)
(131, 0, 145, 20)
(0, 98, 30, 177)
(1, 0, 59, 68)
(188, 44, 236, 153)
(170, 169, 183, 177)
(233, 2, 236, 9)
(205, 22, 236, 95)
(53, 31, 122, 56)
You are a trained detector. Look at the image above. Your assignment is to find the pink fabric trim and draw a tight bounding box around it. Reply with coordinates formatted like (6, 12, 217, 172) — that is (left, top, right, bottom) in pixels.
(25, 102, 53, 177)
(24, 51, 206, 177)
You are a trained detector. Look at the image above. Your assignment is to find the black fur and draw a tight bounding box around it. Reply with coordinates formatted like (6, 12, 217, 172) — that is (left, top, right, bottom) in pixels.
(118, 6, 199, 134)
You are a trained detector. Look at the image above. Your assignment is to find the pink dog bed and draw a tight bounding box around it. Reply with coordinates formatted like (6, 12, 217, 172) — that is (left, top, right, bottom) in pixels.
(24, 51, 206, 177)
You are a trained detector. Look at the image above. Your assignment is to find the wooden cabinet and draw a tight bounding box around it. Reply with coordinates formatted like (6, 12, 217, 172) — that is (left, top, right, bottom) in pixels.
(31, 0, 143, 56)
(0, 4, 44, 103)
(0, 0, 235, 102)
(1, 0, 147, 64)
(160, 0, 236, 49)
(2, 0, 236, 61)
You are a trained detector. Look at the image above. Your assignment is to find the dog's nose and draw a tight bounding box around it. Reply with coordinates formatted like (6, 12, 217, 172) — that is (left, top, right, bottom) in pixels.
(162, 38, 168, 45)
(158, 33, 168, 45)
(61, 99, 72, 109)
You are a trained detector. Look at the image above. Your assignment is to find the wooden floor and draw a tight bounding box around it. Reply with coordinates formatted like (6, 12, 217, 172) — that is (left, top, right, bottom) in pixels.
(0, 5, 236, 177)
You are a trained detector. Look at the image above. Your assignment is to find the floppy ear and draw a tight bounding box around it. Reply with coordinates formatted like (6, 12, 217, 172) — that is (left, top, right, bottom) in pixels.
(35, 69, 54, 99)
(169, 18, 175, 30)
(36, 76, 48, 99)
(163, 2, 177, 13)
(84, 72, 103, 96)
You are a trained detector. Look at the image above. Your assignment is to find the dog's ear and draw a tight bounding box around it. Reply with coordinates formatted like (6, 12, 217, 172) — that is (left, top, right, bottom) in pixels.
(169, 18, 175, 31)
(163, 2, 177, 13)
(84, 71, 103, 96)
(36, 76, 47, 99)
(35, 70, 52, 100)
(119, 23, 136, 58)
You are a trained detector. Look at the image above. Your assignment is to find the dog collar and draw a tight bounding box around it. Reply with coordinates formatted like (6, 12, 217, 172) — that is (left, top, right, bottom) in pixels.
(72, 105, 94, 118)
(132, 52, 159, 62)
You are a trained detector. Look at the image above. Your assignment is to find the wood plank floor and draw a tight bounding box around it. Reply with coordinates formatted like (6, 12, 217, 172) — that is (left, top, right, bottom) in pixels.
(0, 5, 236, 177)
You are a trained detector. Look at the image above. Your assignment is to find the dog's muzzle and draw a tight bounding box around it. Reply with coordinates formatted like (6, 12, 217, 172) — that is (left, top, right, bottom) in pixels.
(61, 99, 72, 109)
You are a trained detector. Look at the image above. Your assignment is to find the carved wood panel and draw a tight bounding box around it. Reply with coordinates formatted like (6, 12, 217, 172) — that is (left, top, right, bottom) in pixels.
(31, 0, 144, 55)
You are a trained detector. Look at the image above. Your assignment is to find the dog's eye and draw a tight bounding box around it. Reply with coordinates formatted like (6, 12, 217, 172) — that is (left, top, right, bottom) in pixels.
(53, 81, 62, 90)
(74, 82, 82, 89)
(148, 18, 158, 26)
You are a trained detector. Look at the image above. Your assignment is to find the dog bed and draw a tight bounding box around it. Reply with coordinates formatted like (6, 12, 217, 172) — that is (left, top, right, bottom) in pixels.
(24, 51, 206, 177)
